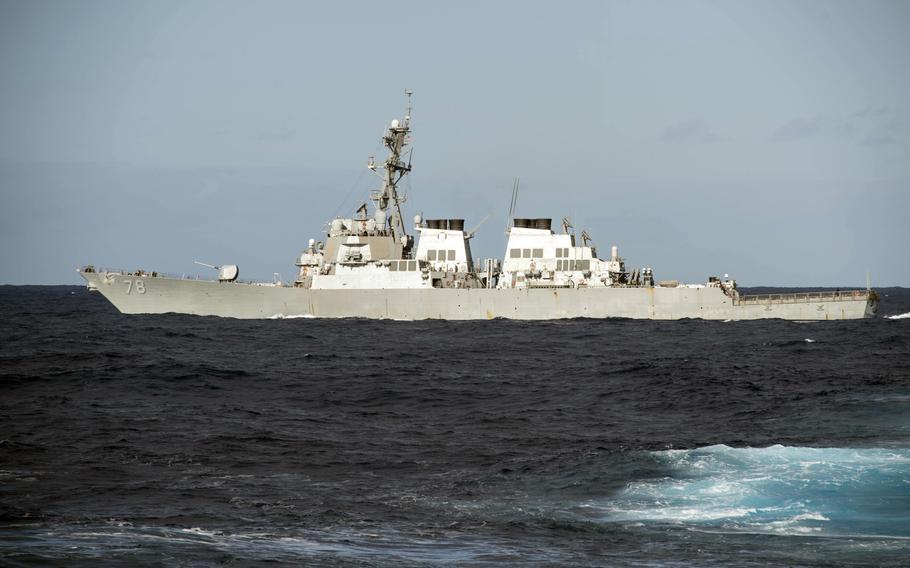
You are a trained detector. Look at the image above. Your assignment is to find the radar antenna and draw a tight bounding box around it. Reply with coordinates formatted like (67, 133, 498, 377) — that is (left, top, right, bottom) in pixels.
(581, 229, 597, 257)
(580, 229, 593, 246)
(404, 89, 412, 126)
(368, 90, 414, 242)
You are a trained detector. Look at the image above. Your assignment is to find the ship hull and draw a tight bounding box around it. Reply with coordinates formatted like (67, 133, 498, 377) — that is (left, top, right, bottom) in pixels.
(80, 272, 877, 320)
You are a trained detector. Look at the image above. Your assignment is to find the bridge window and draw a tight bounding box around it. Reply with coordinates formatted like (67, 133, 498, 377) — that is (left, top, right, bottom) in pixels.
(390, 261, 398, 271)
(556, 248, 564, 258)
(447, 250, 455, 261)
(522, 249, 531, 258)
(532, 248, 543, 258)
(408, 261, 417, 271)
(510, 249, 521, 258)
(428, 250, 437, 260)
(581, 259, 590, 270)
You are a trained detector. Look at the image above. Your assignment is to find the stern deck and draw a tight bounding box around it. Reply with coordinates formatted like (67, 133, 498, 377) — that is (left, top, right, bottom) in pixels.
(735, 289, 874, 306)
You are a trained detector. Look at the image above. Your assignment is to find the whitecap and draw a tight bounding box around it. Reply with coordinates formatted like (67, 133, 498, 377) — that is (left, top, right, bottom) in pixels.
(180, 527, 220, 537)
(887, 312, 910, 320)
(268, 313, 316, 319)
(31, 524, 522, 564)
(587, 445, 910, 538)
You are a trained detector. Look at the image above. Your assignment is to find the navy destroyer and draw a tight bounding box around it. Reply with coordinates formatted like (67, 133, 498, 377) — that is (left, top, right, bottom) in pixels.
(79, 92, 878, 320)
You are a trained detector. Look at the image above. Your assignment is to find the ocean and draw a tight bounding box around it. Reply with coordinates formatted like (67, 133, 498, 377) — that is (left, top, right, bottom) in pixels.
(1, 285, 909, 567)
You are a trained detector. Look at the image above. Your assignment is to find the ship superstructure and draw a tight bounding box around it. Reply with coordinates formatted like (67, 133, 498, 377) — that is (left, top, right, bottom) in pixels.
(291, 92, 484, 292)
(78, 93, 878, 320)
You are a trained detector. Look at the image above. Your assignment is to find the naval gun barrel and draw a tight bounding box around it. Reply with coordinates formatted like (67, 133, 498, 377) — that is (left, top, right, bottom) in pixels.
(194, 260, 240, 282)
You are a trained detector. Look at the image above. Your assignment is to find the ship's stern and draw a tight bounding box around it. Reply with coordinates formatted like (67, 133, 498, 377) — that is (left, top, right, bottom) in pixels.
(865, 290, 880, 318)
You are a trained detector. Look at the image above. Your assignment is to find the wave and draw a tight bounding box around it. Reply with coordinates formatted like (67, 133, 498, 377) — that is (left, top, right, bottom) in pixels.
(1, 523, 523, 564)
(268, 313, 316, 319)
(887, 311, 910, 320)
(583, 445, 910, 538)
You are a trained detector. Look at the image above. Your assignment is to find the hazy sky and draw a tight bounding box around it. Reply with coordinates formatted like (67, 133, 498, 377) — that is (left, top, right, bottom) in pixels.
(1, 0, 908, 285)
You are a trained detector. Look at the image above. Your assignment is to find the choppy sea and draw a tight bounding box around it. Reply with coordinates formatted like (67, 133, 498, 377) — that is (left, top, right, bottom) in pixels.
(1, 285, 909, 567)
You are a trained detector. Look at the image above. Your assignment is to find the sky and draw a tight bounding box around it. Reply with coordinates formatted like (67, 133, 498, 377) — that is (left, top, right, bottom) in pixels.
(1, 0, 908, 286)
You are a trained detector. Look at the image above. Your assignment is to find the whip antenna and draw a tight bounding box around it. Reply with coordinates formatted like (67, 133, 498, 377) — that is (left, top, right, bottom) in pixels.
(506, 177, 520, 231)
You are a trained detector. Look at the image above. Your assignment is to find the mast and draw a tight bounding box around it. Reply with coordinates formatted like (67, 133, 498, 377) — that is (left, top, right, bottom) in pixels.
(368, 89, 413, 243)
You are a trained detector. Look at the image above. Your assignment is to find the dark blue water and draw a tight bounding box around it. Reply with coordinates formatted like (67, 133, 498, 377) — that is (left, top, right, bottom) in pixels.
(1, 286, 909, 567)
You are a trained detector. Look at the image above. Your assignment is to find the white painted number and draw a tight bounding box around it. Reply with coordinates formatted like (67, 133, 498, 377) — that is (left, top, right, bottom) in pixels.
(124, 280, 146, 295)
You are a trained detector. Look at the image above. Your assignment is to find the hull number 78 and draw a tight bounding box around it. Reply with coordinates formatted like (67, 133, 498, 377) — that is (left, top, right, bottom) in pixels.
(124, 280, 146, 294)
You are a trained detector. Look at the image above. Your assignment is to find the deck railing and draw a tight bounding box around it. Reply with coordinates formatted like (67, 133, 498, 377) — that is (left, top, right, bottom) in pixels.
(84, 267, 205, 280)
(82, 266, 281, 286)
(736, 289, 870, 306)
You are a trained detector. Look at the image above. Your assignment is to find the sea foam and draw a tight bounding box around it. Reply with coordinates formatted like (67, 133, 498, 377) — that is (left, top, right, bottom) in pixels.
(268, 313, 316, 319)
(589, 445, 910, 538)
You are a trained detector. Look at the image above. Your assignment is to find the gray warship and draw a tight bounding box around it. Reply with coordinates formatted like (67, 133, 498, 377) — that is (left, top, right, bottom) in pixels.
(79, 92, 878, 320)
